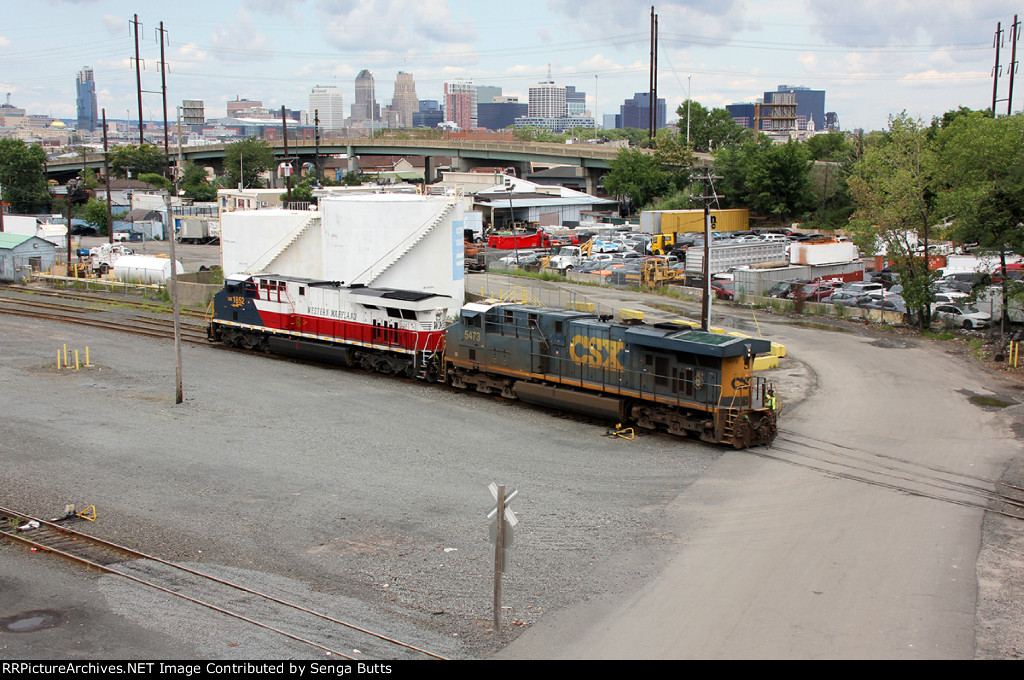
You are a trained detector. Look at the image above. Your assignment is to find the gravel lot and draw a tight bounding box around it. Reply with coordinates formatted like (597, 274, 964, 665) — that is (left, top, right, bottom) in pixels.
(0, 308, 752, 659)
(2, 274, 1022, 659)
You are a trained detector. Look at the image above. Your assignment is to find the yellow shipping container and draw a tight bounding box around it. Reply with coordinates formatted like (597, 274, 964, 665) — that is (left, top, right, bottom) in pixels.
(652, 209, 750, 233)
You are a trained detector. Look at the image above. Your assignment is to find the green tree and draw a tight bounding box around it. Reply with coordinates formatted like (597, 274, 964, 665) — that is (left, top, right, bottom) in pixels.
(79, 198, 126, 234)
(849, 112, 937, 326)
(932, 112, 1024, 324)
(603, 147, 672, 214)
(676, 101, 748, 152)
(108, 143, 167, 179)
(179, 161, 218, 202)
(223, 138, 275, 189)
(138, 173, 173, 191)
(0, 139, 50, 213)
(714, 136, 813, 221)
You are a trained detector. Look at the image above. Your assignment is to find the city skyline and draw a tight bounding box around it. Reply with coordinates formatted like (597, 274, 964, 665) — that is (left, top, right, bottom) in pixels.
(1, 0, 1020, 134)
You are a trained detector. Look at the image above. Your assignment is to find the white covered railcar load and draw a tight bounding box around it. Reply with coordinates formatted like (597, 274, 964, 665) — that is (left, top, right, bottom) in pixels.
(113, 255, 184, 284)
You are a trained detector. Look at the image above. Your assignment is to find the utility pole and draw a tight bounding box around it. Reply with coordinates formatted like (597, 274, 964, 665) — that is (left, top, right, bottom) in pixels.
(132, 14, 145, 145)
(993, 21, 1004, 117)
(102, 109, 113, 244)
(648, 6, 656, 144)
(163, 192, 183, 405)
(314, 109, 321, 182)
(157, 22, 170, 168)
(1009, 15, 1020, 115)
(282, 106, 292, 205)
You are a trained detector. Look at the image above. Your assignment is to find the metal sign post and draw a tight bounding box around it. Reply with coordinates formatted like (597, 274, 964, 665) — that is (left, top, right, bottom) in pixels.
(488, 483, 518, 631)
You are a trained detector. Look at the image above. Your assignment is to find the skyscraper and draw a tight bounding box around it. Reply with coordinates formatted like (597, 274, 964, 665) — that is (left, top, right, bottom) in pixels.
(309, 85, 345, 131)
(76, 66, 98, 132)
(391, 72, 418, 129)
(528, 80, 567, 118)
(352, 70, 378, 122)
(444, 80, 477, 130)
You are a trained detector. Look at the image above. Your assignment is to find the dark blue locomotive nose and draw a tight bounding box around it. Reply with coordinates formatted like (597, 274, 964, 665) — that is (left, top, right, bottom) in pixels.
(211, 275, 265, 326)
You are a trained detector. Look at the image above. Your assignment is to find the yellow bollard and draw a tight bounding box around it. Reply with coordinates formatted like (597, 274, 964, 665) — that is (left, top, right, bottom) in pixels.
(75, 349, 80, 371)
(57, 349, 62, 370)
(63, 343, 68, 366)
(85, 346, 90, 366)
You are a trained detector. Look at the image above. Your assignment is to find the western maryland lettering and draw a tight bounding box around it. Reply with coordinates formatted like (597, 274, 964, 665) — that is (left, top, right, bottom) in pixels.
(570, 335, 625, 371)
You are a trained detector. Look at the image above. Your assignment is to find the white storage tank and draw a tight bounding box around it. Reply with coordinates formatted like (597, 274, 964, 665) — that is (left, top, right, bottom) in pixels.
(113, 255, 184, 284)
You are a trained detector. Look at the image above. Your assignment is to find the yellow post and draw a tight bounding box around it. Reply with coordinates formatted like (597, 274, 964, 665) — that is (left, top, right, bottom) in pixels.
(85, 346, 90, 366)
(57, 349, 61, 370)
(63, 343, 68, 365)
(75, 350, 80, 371)
(751, 309, 763, 339)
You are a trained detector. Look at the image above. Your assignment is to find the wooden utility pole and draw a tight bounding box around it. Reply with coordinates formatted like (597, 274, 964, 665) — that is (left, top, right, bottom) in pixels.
(102, 109, 113, 244)
(158, 22, 170, 166)
(163, 192, 183, 405)
(132, 14, 144, 144)
(993, 22, 1004, 117)
(1009, 15, 1020, 115)
(282, 106, 292, 204)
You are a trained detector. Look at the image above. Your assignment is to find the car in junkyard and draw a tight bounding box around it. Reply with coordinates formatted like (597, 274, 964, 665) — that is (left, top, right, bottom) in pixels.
(931, 303, 991, 330)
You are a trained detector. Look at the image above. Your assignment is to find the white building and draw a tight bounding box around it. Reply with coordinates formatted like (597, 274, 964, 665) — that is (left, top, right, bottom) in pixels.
(219, 192, 466, 315)
(308, 85, 345, 131)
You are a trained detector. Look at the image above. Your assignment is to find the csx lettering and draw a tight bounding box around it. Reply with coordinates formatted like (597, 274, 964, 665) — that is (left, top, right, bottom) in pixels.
(731, 376, 751, 390)
(570, 335, 624, 371)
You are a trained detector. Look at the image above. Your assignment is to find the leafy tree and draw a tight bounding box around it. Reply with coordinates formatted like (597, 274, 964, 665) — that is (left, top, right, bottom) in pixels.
(138, 173, 173, 191)
(603, 147, 673, 214)
(79, 198, 126, 234)
(675, 100, 748, 152)
(715, 136, 814, 221)
(179, 161, 217, 202)
(108, 143, 167, 179)
(0, 139, 50, 213)
(932, 112, 1024, 324)
(339, 171, 368, 186)
(849, 112, 937, 326)
(223, 138, 275, 189)
(281, 177, 318, 204)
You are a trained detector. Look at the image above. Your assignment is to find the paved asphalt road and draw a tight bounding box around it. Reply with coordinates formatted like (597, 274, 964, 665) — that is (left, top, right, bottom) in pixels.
(487, 277, 1021, 659)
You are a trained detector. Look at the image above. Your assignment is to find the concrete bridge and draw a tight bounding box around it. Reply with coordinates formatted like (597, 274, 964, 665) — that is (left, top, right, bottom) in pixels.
(47, 137, 712, 193)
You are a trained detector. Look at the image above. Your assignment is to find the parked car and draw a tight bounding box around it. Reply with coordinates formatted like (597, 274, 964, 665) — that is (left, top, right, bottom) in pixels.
(932, 291, 968, 305)
(766, 280, 810, 298)
(931, 303, 991, 330)
(861, 298, 908, 315)
(789, 281, 841, 302)
(843, 281, 886, 296)
(711, 280, 735, 300)
(822, 290, 870, 308)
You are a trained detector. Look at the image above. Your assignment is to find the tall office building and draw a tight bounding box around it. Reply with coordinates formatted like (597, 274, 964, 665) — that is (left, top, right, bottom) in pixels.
(616, 92, 666, 130)
(391, 72, 418, 129)
(476, 85, 502, 105)
(528, 80, 567, 118)
(309, 85, 345, 131)
(352, 70, 378, 122)
(565, 86, 587, 117)
(76, 66, 98, 132)
(444, 80, 477, 130)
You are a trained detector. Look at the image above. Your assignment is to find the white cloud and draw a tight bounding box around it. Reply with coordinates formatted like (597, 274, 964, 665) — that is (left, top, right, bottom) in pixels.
(315, 0, 475, 54)
(209, 10, 274, 62)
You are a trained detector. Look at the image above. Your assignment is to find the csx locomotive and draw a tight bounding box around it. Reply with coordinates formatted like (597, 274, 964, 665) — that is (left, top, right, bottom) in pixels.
(208, 273, 778, 448)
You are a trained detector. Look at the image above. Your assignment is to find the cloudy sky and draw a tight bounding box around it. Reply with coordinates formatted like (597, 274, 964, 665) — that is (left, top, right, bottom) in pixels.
(3, 0, 1020, 132)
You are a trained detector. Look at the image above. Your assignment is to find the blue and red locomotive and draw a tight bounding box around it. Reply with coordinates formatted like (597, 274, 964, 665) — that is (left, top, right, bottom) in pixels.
(208, 274, 777, 448)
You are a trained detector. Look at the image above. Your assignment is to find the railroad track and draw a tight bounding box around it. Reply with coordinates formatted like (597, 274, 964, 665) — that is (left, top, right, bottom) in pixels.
(0, 506, 446, 660)
(0, 294, 210, 344)
(760, 430, 1024, 520)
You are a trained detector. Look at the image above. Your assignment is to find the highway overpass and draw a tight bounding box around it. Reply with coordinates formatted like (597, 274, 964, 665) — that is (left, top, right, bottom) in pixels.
(46, 137, 713, 193)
